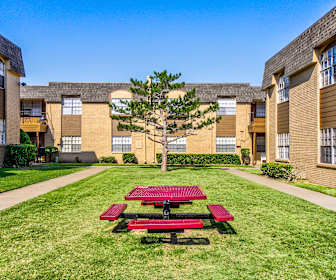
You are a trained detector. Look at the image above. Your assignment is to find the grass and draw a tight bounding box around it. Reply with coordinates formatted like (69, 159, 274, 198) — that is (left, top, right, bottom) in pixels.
(238, 168, 336, 198)
(0, 166, 88, 193)
(0, 167, 335, 279)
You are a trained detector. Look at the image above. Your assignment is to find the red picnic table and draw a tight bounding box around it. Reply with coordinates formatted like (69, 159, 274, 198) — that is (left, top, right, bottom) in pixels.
(100, 186, 234, 244)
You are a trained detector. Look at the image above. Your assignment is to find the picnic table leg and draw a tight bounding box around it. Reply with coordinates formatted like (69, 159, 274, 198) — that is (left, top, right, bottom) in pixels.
(163, 200, 170, 219)
(170, 233, 178, 244)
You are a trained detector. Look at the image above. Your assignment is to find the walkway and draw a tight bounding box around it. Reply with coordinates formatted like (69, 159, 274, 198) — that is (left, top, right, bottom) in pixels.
(226, 168, 336, 212)
(0, 166, 111, 210)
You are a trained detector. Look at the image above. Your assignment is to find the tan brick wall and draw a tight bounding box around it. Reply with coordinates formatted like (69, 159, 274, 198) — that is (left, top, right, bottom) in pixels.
(40, 91, 256, 164)
(82, 103, 112, 160)
(46, 103, 62, 150)
(5, 72, 20, 144)
(266, 63, 336, 188)
(266, 86, 277, 161)
(236, 103, 252, 157)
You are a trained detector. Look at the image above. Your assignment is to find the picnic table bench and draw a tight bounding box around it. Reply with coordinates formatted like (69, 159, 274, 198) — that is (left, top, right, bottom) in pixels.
(100, 186, 234, 244)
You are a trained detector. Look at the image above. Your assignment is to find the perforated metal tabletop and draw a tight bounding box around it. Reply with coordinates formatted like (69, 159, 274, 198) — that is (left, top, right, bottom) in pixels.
(125, 186, 207, 201)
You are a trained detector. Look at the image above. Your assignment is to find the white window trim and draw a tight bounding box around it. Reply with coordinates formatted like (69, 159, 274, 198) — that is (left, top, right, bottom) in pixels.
(320, 46, 336, 88)
(320, 128, 336, 164)
(216, 136, 236, 153)
(277, 133, 290, 160)
(0, 120, 6, 145)
(217, 98, 236, 116)
(112, 136, 132, 153)
(167, 137, 186, 153)
(61, 136, 81, 153)
(0, 60, 5, 89)
(278, 75, 289, 103)
(62, 97, 82, 115)
(111, 98, 131, 115)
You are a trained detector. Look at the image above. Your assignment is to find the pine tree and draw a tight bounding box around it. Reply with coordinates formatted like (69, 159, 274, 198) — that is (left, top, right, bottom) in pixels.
(110, 70, 220, 171)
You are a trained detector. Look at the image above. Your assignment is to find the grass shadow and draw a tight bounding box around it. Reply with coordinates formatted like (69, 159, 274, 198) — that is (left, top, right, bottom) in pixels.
(203, 219, 237, 235)
(111, 219, 131, 233)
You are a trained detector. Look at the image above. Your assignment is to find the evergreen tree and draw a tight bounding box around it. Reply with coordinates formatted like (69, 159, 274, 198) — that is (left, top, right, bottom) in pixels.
(110, 70, 220, 171)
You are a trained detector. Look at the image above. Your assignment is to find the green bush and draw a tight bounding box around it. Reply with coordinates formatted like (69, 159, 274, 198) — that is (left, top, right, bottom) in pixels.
(156, 153, 241, 165)
(261, 162, 295, 180)
(241, 148, 250, 165)
(122, 153, 138, 164)
(4, 144, 37, 168)
(99, 156, 117, 163)
(20, 129, 31, 145)
(45, 146, 59, 162)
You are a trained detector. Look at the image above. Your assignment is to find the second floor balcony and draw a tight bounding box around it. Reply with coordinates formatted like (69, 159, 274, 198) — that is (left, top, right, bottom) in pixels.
(20, 111, 48, 133)
(248, 112, 265, 133)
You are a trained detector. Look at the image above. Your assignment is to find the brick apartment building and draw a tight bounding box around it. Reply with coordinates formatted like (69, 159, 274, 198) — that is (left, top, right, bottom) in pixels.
(263, 7, 336, 187)
(20, 82, 265, 164)
(0, 34, 25, 166)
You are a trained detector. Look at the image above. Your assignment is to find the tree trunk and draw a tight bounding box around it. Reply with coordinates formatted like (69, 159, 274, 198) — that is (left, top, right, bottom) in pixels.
(161, 141, 168, 172)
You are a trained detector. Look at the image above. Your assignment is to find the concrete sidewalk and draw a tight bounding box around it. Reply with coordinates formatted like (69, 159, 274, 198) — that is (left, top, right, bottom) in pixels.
(225, 168, 336, 212)
(0, 166, 111, 210)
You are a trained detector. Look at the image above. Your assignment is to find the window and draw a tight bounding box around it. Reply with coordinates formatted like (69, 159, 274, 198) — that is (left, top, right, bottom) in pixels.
(0, 120, 5, 144)
(111, 98, 131, 114)
(216, 137, 236, 153)
(217, 98, 236, 115)
(61, 136, 81, 152)
(21, 100, 42, 116)
(0, 60, 5, 88)
(62, 97, 82, 115)
(256, 103, 266, 117)
(167, 137, 186, 153)
(256, 135, 265, 152)
(278, 75, 289, 103)
(320, 46, 336, 88)
(277, 133, 289, 159)
(320, 128, 336, 164)
(112, 136, 132, 152)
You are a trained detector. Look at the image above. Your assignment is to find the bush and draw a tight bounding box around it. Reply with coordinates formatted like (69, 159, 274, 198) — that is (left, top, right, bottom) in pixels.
(156, 153, 241, 165)
(241, 148, 250, 165)
(122, 153, 138, 164)
(20, 129, 31, 145)
(45, 146, 59, 162)
(99, 156, 117, 163)
(261, 162, 295, 180)
(4, 144, 37, 168)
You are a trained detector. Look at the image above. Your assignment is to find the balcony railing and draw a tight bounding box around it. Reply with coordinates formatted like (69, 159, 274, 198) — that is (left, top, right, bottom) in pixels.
(20, 112, 47, 132)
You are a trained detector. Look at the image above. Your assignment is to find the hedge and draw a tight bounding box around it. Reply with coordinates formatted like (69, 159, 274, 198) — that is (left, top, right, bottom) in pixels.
(261, 162, 294, 180)
(99, 156, 117, 163)
(156, 153, 241, 165)
(122, 153, 138, 164)
(4, 144, 37, 168)
(20, 129, 31, 145)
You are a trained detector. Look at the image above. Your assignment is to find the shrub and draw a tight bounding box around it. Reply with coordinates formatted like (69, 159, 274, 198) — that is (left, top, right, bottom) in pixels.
(261, 162, 295, 180)
(20, 129, 31, 144)
(241, 148, 250, 165)
(45, 146, 59, 162)
(156, 153, 241, 165)
(4, 144, 37, 168)
(99, 156, 117, 163)
(122, 153, 138, 164)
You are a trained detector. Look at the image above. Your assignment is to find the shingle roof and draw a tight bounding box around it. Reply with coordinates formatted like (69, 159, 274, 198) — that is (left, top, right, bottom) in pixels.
(262, 6, 336, 90)
(20, 82, 264, 103)
(0, 34, 25, 76)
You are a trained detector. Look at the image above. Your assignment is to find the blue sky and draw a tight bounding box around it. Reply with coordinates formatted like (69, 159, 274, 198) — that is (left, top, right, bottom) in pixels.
(1, 1, 335, 86)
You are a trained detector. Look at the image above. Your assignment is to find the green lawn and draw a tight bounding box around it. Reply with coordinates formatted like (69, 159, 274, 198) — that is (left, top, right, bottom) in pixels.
(0, 167, 335, 279)
(0, 166, 88, 193)
(238, 168, 336, 198)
